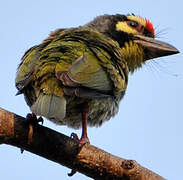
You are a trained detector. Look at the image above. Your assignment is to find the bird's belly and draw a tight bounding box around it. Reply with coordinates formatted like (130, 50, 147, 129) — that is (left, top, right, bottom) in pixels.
(61, 92, 125, 129)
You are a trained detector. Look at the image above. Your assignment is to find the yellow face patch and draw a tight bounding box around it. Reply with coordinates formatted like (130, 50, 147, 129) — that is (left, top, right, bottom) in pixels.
(127, 15, 146, 27)
(116, 16, 146, 35)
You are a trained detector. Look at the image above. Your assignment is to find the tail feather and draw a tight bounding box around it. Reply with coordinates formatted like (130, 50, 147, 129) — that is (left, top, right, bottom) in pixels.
(31, 93, 66, 123)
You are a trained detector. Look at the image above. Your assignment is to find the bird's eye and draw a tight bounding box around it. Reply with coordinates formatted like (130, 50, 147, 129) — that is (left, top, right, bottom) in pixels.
(127, 21, 139, 28)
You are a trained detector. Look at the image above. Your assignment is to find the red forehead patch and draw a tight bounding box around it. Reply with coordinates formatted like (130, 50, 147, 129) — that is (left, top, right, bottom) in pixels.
(145, 19, 155, 38)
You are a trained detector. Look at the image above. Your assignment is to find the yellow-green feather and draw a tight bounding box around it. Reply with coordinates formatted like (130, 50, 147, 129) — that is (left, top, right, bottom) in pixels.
(16, 27, 129, 128)
(121, 40, 144, 72)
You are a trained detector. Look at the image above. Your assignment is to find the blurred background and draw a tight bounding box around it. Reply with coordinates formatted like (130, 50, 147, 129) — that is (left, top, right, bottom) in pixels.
(0, 0, 182, 179)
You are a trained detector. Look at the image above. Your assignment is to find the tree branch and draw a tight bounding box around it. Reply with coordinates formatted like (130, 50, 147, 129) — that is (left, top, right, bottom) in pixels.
(0, 107, 165, 180)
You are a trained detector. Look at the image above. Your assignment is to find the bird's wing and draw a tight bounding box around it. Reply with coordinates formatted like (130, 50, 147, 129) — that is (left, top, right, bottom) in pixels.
(15, 45, 41, 94)
(15, 28, 66, 94)
(52, 27, 128, 98)
(56, 53, 113, 98)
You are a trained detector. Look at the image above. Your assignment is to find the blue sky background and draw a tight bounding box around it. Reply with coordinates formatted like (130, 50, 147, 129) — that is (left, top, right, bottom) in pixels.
(0, 0, 182, 179)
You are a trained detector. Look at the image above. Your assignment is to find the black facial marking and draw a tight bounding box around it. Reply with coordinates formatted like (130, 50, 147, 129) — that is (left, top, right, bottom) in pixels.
(127, 21, 139, 29)
(143, 28, 154, 38)
(104, 14, 130, 47)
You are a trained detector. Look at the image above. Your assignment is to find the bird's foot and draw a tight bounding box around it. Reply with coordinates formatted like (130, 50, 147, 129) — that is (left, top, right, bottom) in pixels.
(71, 133, 90, 146)
(68, 133, 90, 177)
(79, 135, 90, 145)
(70, 132, 79, 141)
(20, 148, 24, 154)
(26, 113, 44, 125)
(20, 113, 44, 154)
(68, 169, 77, 177)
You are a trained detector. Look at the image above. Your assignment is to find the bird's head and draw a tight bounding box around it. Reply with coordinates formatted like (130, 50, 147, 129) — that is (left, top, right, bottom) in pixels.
(87, 14, 179, 72)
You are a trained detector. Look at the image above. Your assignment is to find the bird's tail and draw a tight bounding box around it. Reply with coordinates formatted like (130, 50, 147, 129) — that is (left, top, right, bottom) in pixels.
(31, 93, 66, 124)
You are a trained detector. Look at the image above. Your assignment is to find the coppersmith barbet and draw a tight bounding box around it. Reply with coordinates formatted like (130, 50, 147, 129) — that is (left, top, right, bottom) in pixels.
(15, 14, 179, 144)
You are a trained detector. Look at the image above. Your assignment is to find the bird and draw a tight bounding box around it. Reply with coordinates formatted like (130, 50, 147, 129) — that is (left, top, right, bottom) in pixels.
(15, 14, 179, 145)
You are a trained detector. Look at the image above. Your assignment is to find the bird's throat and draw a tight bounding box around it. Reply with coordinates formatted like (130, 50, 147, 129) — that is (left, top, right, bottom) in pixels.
(121, 41, 145, 73)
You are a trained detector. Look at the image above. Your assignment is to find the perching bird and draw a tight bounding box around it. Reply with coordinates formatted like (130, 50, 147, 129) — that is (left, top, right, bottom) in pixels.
(15, 14, 179, 144)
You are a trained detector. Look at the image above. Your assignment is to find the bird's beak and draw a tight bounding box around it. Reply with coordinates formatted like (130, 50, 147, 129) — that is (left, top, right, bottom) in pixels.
(134, 34, 179, 60)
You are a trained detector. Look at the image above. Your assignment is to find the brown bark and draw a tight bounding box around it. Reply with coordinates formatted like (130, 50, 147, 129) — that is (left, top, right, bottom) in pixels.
(0, 107, 166, 180)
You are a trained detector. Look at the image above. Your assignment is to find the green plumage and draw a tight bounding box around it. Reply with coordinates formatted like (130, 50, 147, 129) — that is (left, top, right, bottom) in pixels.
(15, 14, 179, 130)
(16, 27, 128, 128)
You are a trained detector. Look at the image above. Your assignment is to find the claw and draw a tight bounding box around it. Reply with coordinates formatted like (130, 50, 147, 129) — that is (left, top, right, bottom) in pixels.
(70, 133, 79, 141)
(26, 113, 43, 125)
(79, 136, 90, 145)
(20, 148, 24, 154)
(37, 116, 44, 124)
(70, 132, 90, 146)
(25, 113, 44, 145)
(68, 169, 77, 177)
